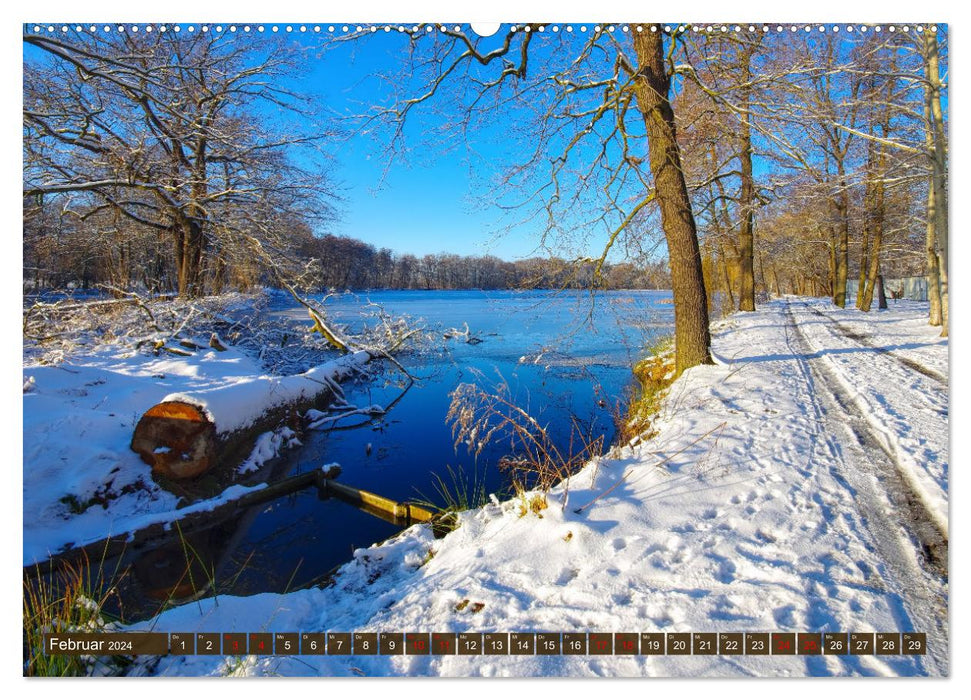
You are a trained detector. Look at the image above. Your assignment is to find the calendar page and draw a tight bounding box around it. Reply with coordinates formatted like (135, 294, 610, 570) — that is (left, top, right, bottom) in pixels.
(21, 2, 949, 682)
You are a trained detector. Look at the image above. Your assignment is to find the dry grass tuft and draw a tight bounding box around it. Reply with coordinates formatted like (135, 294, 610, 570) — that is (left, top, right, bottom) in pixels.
(447, 371, 604, 507)
(620, 337, 677, 444)
(23, 554, 124, 677)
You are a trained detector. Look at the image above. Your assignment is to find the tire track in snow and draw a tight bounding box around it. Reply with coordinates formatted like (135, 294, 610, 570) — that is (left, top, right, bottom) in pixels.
(772, 306, 907, 675)
(798, 300, 948, 391)
(797, 301, 948, 424)
(782, 299, 948, 675)
(787, 300, 948, 535)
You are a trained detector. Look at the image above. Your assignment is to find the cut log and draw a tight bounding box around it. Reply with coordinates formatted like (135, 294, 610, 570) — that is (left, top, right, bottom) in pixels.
(131, 351, 370, 481)
(130, 401, 217, 479)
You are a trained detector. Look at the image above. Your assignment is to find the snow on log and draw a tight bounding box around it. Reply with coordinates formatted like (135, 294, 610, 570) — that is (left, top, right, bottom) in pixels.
(131, 351, 370, 480)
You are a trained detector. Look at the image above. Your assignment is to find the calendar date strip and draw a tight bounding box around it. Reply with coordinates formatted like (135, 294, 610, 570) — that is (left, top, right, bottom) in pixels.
(44, 631, 927, 657)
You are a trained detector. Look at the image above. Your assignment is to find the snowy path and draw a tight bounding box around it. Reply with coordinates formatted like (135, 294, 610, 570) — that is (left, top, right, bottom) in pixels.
(799, 298, 949, 383)
(786, 298, 948, 537)
(778, 299, 948, 674)
(125, 298, 948, 677)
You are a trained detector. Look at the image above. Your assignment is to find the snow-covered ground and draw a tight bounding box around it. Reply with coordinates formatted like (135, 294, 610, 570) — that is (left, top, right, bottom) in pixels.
(103, 297, 947, 678)
(788, 298, 948, 534)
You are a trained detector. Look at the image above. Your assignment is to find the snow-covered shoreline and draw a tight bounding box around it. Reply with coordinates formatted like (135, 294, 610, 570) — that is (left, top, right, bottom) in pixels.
(22, 292, 370, 565)
(96, 298, 947, 677)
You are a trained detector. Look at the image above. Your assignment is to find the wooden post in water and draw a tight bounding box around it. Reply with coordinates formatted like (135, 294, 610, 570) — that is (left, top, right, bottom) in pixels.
(317, 478, 434, 524)
(24, 464, 437, 577)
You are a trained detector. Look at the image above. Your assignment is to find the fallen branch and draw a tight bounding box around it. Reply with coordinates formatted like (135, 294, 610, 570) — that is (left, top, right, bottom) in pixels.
(99, 285, 164, 333)
(241, 234, 355, 354)
(306, 404, 387, 430)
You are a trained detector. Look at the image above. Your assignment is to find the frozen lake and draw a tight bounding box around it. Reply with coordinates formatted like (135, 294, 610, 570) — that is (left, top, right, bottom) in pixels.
(117, 290, 675, 616)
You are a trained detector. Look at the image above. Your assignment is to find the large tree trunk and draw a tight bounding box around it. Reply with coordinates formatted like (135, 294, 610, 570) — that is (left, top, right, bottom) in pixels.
(632, 31, 712, 375)
(174, 219, 205, 298)
(925, 177, 943, 326)
(132, 351, 371, 482)
(828, 226, 837, 300)
(856, 97, 876, 310)
(924, 30, 948, 337)
(860, 139, 886, 313)
(857, 219, 870, 309)
(737, 135, 756, 311)
(876, 273, 888, 309)
(833, 167, 850, 308)
(171, 133, 211, 299)
(737, 47, 756, 312)
(921, 33, 945, 330)
(937, 237, 949, 337)
(860, 214, 883, 312)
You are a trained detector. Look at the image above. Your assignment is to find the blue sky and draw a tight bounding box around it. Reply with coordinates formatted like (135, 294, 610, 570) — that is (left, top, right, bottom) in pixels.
(266, 26, 672, 264)
(285, 29, 556, 260)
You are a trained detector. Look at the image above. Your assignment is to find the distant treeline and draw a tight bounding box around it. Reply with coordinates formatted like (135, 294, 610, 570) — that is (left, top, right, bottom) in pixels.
(22, 212, 670, 294)
(299, 234, 671, 291)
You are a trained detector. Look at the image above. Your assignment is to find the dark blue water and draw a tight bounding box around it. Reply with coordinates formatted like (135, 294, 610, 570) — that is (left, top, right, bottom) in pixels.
(122, 290, 674, 612)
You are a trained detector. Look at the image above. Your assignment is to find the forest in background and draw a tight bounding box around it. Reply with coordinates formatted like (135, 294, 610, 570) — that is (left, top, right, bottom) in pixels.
(23, 23, 948, 372)
(23, 226, 673, 292)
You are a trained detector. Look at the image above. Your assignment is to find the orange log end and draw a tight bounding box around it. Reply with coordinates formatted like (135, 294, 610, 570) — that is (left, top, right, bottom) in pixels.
(131, 401, 217, 480)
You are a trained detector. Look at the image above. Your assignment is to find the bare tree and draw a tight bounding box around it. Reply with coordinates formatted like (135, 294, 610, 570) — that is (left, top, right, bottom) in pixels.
(825, 27, 947, 331)
(344, 24, 711, 374)
(679, 32, 766, 312)
(23, 29, 336, 298)
(856, 40, 898, 312)
(922, 29, 948, 335)
(793, 35, 864, 309)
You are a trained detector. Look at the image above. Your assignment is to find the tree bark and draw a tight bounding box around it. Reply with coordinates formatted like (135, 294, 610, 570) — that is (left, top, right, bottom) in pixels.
(737, 46, 756, 311)
(924, 172, 943, 327)
(876, 273, 887, 309)
(860, 139, 886, 312)
(920, 39, 943, 328)
(860, 220, 883, 313)
(832, 166, 850, 308)
(828, 226, 837, 300)
(924, 30, 948, 336)
(632, 31, 712, 375)
(857, 216, 870, 309)
(719, 242, 735, 311)
(173, 218, 205, 298)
